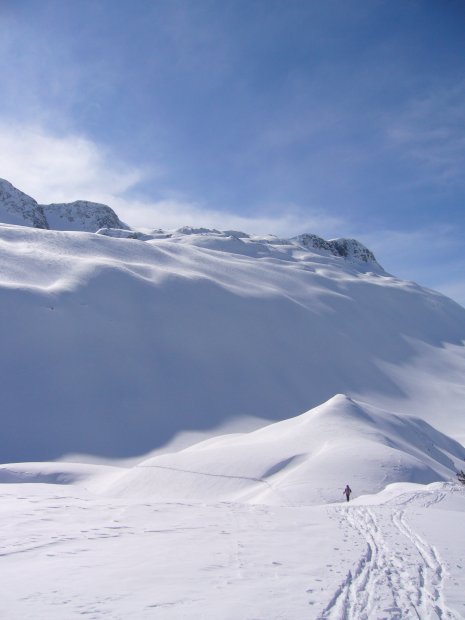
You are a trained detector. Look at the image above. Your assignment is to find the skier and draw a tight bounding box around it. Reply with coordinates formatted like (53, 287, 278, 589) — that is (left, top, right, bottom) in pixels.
(343, 484, 352, 502)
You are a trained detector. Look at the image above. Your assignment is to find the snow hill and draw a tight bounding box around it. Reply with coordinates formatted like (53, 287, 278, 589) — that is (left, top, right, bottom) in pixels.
(0, 178, 128, 232)
(107, 395, 465, 505)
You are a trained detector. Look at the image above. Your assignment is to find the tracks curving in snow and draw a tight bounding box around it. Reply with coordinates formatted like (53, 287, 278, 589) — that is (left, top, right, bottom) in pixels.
(319, 504, 460, 620)
(391, 510, 460, 620)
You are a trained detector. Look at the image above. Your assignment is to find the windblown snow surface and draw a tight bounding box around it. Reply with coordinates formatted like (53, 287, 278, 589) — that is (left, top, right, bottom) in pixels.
(1, 195, 465, 618)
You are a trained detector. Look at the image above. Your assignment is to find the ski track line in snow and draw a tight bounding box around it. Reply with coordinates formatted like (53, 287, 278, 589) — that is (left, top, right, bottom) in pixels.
(391, 510, 461, 620)
(137, 463, 294, 505)
(318, 507, 390, 620)
(318, 506, 461, 620)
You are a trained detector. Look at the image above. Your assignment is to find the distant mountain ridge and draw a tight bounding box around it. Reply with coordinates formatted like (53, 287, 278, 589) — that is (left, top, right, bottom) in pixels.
(99, 225, 384, 270)
(0, 178, 381, 270)
(0, 178, 128, 232)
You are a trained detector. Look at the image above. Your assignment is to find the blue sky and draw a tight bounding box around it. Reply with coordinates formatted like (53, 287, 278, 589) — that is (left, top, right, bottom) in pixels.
(0, 0, 464, 305)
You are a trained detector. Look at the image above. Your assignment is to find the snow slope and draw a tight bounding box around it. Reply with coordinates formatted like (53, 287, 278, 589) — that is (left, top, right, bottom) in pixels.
(0, 220, 464, 461)
(108, 395, 465, 505)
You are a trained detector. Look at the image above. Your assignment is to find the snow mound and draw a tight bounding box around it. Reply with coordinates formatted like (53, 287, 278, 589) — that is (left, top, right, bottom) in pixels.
(107, 395, 465, 505)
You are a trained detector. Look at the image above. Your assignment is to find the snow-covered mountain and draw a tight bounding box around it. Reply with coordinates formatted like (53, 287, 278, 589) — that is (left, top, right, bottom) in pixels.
(0, 179, 128, 232)
(0, 192, 464, 462)
(1, 178, 465, 619)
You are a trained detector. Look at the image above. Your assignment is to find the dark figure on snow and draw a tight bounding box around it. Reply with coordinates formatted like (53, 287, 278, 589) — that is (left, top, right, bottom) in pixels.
(343, 485, 352, 502)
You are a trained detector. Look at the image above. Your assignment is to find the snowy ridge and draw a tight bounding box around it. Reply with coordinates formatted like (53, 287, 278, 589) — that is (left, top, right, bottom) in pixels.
(97, 225, 384, 271)
(0, 178, 381, 269)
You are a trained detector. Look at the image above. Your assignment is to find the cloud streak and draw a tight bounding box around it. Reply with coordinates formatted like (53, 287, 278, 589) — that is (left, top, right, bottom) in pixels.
(385, 79, 465, 187)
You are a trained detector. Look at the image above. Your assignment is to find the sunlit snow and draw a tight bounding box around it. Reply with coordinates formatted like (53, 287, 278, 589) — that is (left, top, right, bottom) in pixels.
(1, 180, 464, 619)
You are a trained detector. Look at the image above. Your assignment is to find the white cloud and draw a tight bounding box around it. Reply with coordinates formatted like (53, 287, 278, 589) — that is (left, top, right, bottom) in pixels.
(0, 123, 143, 204)
(0, 122, 345, 237)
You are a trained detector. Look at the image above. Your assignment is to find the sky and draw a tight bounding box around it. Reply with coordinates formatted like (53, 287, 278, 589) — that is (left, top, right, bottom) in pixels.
(0, 0, 464, 306)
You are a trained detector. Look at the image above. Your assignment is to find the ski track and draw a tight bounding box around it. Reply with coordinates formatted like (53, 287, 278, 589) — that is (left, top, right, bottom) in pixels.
(391, 510, 460, 620)
(137, 463, 294, 505)
(319, 504, 460, 620)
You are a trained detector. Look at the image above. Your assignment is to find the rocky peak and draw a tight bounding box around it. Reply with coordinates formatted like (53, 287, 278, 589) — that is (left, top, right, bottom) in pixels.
(42, 200, 129, 232)
(294, 233, 381, 269)
(0, 179, 127, 232)
(0, 179, 48, 229)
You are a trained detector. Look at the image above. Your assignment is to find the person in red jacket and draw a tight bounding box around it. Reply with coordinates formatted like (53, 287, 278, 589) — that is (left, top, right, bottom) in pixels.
(343, 484, 352, 502)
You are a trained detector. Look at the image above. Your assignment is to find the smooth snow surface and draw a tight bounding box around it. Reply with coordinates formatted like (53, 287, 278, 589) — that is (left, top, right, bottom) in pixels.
(108, 395, 465, 505)
(0, 222, 465, 460)
(1, 471, 464, 619)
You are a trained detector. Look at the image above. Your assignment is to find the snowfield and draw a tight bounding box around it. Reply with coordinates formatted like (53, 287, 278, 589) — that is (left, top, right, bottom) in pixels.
(1, 180, 465, 618)
(1, 395, 464, 619)
(0, 469, 464, 619)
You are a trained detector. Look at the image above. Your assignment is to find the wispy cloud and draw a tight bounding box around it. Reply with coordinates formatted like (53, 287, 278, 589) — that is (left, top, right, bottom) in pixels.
(0, 122, 345, 237)
(385, 80, 465, 187)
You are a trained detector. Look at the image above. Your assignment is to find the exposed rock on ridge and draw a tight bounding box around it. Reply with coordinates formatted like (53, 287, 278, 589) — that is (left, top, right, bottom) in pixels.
(0, 178, 127, 232)
(294, 233, 378, 265)
(42, 200, 129, 232)
(0, 179, 48, 229)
